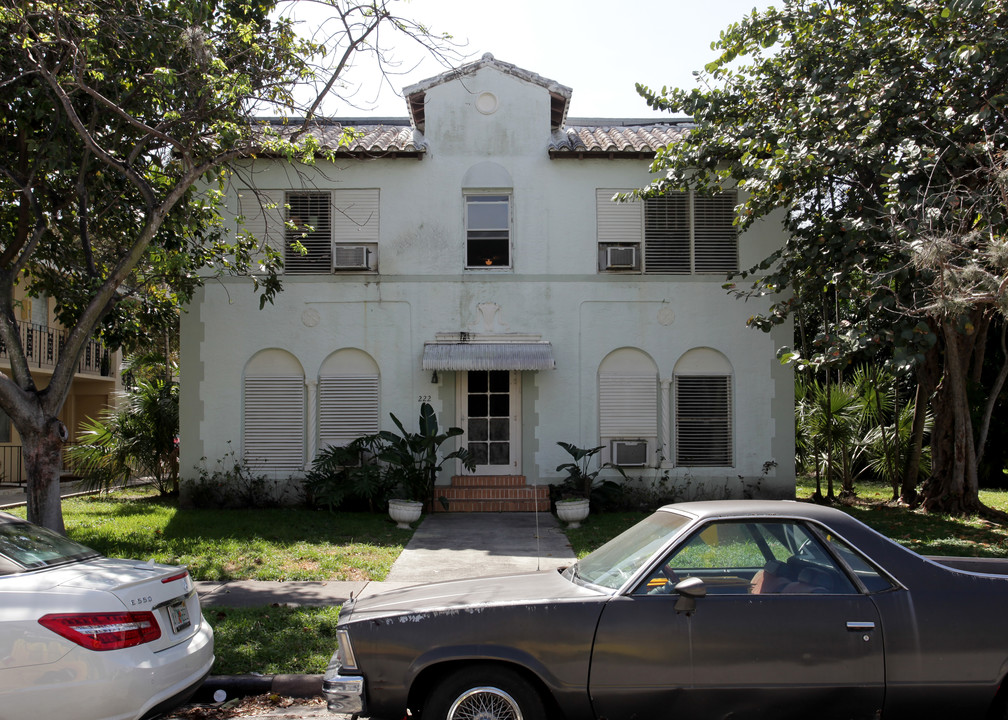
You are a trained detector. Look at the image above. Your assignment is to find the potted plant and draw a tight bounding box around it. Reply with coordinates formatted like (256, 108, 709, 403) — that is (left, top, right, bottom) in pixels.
(379, 403, 475, 526)
(554, 441, 626, 528)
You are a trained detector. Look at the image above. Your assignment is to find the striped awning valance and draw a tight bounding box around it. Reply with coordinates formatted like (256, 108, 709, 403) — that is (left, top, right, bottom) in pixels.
(421, 342, 556, 371)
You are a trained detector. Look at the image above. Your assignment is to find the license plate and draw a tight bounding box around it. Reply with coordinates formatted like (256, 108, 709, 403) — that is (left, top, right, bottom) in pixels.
(168, 599, 191, 633)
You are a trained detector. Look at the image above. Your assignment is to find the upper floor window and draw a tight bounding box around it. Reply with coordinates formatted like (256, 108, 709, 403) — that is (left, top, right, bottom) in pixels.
(286, 192, 332, 274)
(597, 189, 738, 275)
(466, 194, 511, 268)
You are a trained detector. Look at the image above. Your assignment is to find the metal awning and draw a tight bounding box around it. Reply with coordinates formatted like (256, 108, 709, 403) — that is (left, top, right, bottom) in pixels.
(421, 342, 556, 371)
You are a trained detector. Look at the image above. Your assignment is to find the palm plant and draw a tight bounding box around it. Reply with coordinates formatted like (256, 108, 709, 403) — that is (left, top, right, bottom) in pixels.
(68, 378, 179, 495)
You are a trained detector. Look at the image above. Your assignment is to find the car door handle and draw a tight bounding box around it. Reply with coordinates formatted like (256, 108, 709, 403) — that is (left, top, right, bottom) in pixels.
(846, 621, 876, 631)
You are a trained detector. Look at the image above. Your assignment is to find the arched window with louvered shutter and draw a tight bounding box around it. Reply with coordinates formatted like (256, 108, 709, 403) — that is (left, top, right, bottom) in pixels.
(242, 350, 306, 473)
(673, 348, 734, 467)
(318, 349, 380, 451)
(598, 348, 659, 467)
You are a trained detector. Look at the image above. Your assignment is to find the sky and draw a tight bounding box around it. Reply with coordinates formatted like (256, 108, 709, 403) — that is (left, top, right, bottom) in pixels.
(286, 0, 769, 120)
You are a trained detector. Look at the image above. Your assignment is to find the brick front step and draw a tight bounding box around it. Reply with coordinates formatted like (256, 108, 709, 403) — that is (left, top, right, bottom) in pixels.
(433, 475, 550, 512)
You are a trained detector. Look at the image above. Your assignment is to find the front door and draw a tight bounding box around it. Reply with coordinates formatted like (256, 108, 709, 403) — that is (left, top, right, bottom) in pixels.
(458, 370, 520, 474)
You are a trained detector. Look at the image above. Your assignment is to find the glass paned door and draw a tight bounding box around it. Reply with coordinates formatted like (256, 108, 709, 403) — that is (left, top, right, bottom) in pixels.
(460, 370, 519, 473)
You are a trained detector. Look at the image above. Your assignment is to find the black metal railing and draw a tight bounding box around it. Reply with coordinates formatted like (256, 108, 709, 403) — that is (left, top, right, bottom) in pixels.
(0, 445, 23, 486)
(0, 320, 111, 377)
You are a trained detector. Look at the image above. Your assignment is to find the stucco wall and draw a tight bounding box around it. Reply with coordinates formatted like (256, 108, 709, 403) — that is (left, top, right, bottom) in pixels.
(180, 62, 795, 500)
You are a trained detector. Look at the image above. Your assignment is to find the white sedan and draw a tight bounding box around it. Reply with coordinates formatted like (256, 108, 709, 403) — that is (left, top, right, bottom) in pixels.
(0, 511, 214, 720)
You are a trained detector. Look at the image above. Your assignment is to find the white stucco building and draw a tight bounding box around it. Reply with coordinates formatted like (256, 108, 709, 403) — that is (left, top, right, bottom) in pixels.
(179, 54, 795, 509)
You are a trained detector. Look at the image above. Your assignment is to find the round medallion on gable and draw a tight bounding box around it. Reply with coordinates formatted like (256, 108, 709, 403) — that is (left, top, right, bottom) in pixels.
(476, 92, 499, 115)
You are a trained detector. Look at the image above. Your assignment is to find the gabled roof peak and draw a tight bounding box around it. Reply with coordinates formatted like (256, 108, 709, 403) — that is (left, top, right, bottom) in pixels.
(403, 54, 572, 131)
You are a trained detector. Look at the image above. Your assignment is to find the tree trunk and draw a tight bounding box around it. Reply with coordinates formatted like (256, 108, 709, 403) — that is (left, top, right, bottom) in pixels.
(24, 417, 69, 533)
(901, 343, 941, 505)
(923, 321, 982, 514)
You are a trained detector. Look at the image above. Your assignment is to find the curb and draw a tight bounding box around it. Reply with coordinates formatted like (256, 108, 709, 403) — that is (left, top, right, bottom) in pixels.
(192, 674, 323, 703)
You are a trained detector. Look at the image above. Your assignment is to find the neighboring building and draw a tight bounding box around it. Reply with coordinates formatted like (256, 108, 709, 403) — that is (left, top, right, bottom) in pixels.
(179, 54, 794, 509)
(0, 286, 120, 485)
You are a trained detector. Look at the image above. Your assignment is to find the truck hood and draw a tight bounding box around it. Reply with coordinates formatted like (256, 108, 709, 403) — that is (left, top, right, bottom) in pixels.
(343, 569, 605, 624)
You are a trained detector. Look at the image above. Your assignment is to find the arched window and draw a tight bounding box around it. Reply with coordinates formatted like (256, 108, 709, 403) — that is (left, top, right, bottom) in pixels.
(599, 348, 659, 466)
(674, 348, 733, 467)
(243, 350, 305, 472)
(318, 349, 380, 450)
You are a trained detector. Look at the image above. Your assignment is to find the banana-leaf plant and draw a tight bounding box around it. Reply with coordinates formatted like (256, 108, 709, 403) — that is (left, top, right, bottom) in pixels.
(379, 403, 475, 509)
(555, 441, 627, 502)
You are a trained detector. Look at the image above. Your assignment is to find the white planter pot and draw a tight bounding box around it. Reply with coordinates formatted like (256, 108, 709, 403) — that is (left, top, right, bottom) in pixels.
(555, 498, 590, 529)
(388, 499, 423, 529)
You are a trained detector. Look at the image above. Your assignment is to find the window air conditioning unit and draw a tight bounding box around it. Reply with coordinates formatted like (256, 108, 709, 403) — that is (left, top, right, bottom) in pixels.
(606, 245, 637, 269)
(332, 245, 371, 270)
(611, 439, 649, 467)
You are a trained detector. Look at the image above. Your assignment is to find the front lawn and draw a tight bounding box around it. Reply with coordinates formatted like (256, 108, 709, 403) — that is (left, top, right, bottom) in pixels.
(5, 487, 409, 581)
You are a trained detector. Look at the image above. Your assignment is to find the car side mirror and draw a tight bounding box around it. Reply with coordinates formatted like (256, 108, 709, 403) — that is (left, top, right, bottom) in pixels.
(673, 576, 706, 616)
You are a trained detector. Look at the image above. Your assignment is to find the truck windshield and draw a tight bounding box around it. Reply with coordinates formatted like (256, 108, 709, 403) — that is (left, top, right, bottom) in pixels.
(565, 510, 692, 590)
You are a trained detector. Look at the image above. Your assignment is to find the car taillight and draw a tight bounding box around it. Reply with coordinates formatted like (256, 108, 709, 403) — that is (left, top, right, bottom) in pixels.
(39, 612, 162, 651)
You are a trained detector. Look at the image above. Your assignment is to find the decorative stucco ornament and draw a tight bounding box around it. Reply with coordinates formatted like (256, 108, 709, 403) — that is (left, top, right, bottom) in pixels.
(301, 308, 320, 327)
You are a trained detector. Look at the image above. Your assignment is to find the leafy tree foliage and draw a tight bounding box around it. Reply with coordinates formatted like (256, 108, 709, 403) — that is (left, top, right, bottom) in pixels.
(637, 0, 1007, 513)
(0, 0, 454, 530)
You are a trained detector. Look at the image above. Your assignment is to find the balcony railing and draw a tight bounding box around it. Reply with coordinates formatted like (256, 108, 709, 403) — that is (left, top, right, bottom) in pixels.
(0, 445, 23, 485)
(0, 320, 111, 377)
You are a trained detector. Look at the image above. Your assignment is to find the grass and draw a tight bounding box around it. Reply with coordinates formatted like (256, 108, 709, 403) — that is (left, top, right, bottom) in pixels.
(206, 605, 342, 675)
(795, 477, 1008, 558)
(4, 487, 410, 581)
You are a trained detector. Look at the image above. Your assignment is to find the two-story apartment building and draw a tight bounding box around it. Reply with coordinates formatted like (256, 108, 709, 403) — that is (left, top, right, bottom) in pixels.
(179, 54, 795, 509)
(0, 286, 119, 485)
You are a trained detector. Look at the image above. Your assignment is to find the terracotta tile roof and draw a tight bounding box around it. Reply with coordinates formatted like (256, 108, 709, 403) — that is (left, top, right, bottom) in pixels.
(549, 121, 692, 157)
(253, 118, 689, 159)
(255, 120, 425, 157)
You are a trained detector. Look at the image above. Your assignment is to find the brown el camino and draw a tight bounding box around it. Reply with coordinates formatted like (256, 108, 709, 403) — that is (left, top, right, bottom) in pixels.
(323, 500, 1008, 720)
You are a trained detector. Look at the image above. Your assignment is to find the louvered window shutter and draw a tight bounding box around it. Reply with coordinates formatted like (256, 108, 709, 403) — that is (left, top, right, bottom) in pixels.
(596, 189, 642, 244)
(285, 192, 331, 274)
(694, 192, 738, 273)
(319, 375, 380, 449)
(675, 375, 732, 466)
(599, 374, 658, 438)
(644, 193, 690, 274)
(237, 189, 285, 252)
(243, 376, 305, 471)
(332, 190, 379, 242)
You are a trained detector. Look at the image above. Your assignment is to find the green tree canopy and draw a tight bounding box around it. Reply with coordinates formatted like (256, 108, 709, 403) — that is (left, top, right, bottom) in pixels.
(636, 0, 1007, 513)
(0, 0, 455, 530)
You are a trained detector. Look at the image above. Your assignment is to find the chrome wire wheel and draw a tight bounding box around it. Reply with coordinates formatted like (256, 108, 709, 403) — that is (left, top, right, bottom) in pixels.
(446, 685, 523, 720)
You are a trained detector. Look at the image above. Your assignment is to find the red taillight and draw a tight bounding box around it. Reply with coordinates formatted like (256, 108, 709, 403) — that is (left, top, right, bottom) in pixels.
(161, 570, 189, 584)
(38, 612, 162, 651)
